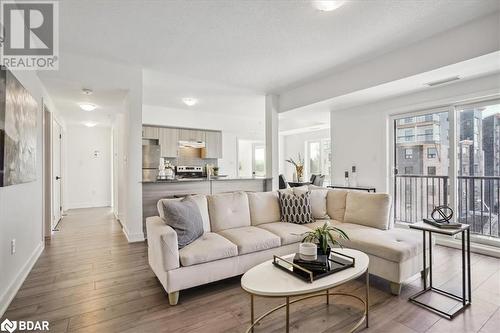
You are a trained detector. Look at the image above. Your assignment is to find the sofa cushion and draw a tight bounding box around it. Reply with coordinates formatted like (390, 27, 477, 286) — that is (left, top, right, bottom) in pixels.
(248, 191, 281, 225)
(344, 192, 391, 230)
(307, 221, 422, 263)
(217, 226, 281, 254)
(258, 222, 312, 245)
(208, 191, 251, 232)
(179, 232, 238, 266)
(162, 197, 205, 249)
(278, 190, 314, 224)
(158, 194, 211, 232)
(326, 189, 348, 222)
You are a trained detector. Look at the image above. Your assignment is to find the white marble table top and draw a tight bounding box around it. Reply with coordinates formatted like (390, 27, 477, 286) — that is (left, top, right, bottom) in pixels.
(241, 248, 369, 297)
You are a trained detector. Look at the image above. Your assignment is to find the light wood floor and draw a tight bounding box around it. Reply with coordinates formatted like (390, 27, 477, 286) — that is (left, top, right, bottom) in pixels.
(2, 207, 500, 332)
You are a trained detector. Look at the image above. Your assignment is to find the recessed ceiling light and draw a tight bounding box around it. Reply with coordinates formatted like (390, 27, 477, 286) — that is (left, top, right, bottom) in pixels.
(84, 122, 97, 127)
(182, 97, 198, 106)
(79, 103, 97, 112)
(82, 88, 93, 95)
(313, 0, 346, 12)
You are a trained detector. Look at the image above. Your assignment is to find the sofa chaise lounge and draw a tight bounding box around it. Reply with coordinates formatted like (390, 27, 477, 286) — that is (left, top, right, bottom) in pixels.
(146, 189, 424, 305)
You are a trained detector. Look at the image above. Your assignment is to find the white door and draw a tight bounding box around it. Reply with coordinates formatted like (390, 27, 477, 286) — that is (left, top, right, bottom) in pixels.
(52, 120, 62, 229)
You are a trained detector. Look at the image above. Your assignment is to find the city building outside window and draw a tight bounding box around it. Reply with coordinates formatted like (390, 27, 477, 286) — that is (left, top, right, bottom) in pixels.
(427, 166, 436, 175)
(405, 148, 413, 159)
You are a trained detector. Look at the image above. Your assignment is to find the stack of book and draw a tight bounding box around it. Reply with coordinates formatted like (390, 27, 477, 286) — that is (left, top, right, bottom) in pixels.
(293, 253, 329, 273)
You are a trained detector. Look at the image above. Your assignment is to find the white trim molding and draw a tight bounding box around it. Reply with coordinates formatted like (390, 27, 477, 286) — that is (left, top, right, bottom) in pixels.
(122, 224, 145, 243)
(0, 241, 44, 317)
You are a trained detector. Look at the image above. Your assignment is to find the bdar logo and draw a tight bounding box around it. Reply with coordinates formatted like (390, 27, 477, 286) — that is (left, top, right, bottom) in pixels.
(0, 319, 17, 333)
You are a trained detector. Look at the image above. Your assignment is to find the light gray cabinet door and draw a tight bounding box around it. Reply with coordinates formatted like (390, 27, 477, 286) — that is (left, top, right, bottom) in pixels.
(179, 129, 205, 142)
(204, 131, 222, 158)
(142, 126, 159, 139)
(159, 128, 179, 157)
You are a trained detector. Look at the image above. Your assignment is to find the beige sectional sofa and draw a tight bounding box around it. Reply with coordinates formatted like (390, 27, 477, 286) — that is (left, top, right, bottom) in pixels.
(146, 189, 424, 305)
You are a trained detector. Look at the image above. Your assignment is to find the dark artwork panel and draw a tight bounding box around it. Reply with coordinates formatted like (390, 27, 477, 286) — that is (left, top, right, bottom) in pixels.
(0, 69, 38, 187)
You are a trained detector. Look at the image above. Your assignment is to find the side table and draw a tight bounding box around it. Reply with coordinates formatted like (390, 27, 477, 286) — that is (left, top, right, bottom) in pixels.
(408, 221, 471, 319)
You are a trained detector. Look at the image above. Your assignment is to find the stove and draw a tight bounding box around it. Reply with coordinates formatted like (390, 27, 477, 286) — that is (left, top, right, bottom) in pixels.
(176, 166, 204, 179)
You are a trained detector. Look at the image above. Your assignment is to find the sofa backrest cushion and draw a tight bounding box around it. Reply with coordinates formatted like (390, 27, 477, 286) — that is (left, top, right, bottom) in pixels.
(281, 186, 329, 220)
(208, 191, 251, 232)
(326, 189, 349, 222)
(343, 191, 391, 230)
(158, 194, 211, 232)
(248, 191, 281, 225)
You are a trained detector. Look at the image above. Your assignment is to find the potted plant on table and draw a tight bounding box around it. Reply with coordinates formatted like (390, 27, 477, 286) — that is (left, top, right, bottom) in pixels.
(286, 154, 305, 182)
(302, 221, 349, 256)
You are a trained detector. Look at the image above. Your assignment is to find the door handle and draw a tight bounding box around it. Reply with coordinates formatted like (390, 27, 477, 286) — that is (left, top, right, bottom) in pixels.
(56, 176, 61, 180)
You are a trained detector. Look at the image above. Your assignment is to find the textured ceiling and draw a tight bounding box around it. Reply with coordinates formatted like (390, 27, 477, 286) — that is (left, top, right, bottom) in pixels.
(58, 0, 499, 92)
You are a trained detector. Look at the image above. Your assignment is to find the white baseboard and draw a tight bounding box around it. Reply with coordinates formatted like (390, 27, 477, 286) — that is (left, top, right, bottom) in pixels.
(436, 236, 500, 258)
(66, 202, 111, 210)
(0, 241, 44, 317)
(122, 224, 145, 243)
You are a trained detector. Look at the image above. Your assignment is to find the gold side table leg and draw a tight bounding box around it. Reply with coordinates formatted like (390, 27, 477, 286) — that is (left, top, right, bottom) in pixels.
(250, 294, 254, 333)
(366, 270, 370, 328)
(286, 296, 290, 333)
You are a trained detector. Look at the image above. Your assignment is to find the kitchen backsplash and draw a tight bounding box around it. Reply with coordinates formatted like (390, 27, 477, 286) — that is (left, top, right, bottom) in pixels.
(165, 156, 218, 169)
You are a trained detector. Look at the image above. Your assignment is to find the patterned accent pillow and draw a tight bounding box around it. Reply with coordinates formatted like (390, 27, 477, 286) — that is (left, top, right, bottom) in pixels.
(278, 191, 314, 224)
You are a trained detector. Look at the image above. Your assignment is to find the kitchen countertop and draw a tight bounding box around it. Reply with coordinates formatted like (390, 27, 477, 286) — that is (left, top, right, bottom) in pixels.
(141, 177, 272, 184)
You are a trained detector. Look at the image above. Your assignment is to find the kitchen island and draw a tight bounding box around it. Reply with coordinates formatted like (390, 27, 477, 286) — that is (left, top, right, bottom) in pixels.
(142, 177, 272, 233)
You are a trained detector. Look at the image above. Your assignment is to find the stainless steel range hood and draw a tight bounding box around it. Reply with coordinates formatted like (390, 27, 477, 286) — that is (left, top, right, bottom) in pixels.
(178, 140, 206, 148)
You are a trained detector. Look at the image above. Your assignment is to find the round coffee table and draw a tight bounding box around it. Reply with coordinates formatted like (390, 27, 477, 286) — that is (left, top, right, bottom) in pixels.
(241, 248, 369, 333)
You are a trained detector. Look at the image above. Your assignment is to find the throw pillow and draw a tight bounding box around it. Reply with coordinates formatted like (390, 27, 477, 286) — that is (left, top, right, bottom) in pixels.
(161, 197, 204, 248)
(278, 191, 313, 224)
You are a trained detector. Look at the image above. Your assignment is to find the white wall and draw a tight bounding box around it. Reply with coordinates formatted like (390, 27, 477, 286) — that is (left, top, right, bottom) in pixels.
(0, 70, 59, 315)
(142, 105, 265, 178)
(66, 125, 111, 209)
(330, 73, 500, 193)
(281, 128, 330, 181)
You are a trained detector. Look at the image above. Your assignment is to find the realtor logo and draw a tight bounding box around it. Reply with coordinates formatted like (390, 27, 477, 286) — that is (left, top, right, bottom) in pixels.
(0, 0, 59, 70)
(0, 319, 16, 333)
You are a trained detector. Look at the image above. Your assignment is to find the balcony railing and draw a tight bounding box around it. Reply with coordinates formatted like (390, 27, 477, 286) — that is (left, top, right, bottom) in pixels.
(394, 174, 500, 238)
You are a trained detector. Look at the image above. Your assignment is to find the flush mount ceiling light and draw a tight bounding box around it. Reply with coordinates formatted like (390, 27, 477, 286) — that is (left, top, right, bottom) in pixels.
(182, 97, 198, 106)
(313, 0, 346, 12)
(84, 122, 97, 127)
(79, 103, 97, 112)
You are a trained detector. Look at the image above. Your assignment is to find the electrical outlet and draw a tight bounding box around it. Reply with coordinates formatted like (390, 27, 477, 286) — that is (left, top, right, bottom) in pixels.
(11, 239, 16, 254)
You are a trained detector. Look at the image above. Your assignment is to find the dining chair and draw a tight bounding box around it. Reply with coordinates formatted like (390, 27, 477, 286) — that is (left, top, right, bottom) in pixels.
(310, 174, 317, 184)
(313, 175, 325, 187)
(279, 174, 288, 189)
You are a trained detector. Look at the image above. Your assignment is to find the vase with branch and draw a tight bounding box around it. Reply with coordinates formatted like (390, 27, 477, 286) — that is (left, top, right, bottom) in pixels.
(286, 154, 305, 182)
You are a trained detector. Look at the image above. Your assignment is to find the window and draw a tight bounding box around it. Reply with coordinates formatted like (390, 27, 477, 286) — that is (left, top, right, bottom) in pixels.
(306, 139, 331, 185)
(404, 166, 413, 174)
(427, 147, 437, 158)
(405, 148, 413, 159)
(237, 139, 265, 177)
(404, 129, 413, 142)
(427, 166, 436, 175)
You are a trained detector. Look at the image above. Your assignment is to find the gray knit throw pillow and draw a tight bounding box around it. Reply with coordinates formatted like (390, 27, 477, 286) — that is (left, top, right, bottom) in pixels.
(162, 197, 204, 248)
(278, 191, 313, 224)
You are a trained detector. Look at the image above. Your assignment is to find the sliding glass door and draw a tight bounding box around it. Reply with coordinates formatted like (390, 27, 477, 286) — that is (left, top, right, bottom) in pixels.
(456, 101, 500, 238)
(393, 109, 450, 223)
(392, 99, 500, 243)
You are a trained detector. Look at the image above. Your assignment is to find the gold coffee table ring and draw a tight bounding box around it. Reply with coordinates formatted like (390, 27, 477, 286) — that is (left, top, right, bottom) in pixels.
(241, 249, 369, 333)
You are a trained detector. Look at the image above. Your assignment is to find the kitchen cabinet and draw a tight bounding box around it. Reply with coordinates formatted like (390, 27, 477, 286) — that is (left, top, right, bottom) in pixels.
(159, 127, 179, 157)
(203, 131, 222, 158)
(179, 129, 205, 142)
(142, 126, 159, 139)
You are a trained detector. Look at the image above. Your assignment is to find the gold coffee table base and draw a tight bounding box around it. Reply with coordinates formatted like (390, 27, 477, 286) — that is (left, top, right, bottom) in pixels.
(245, 270, 369, 333)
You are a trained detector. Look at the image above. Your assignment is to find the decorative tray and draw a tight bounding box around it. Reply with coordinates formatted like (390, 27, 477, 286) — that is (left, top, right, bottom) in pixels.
(272, 251, 355, 283)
